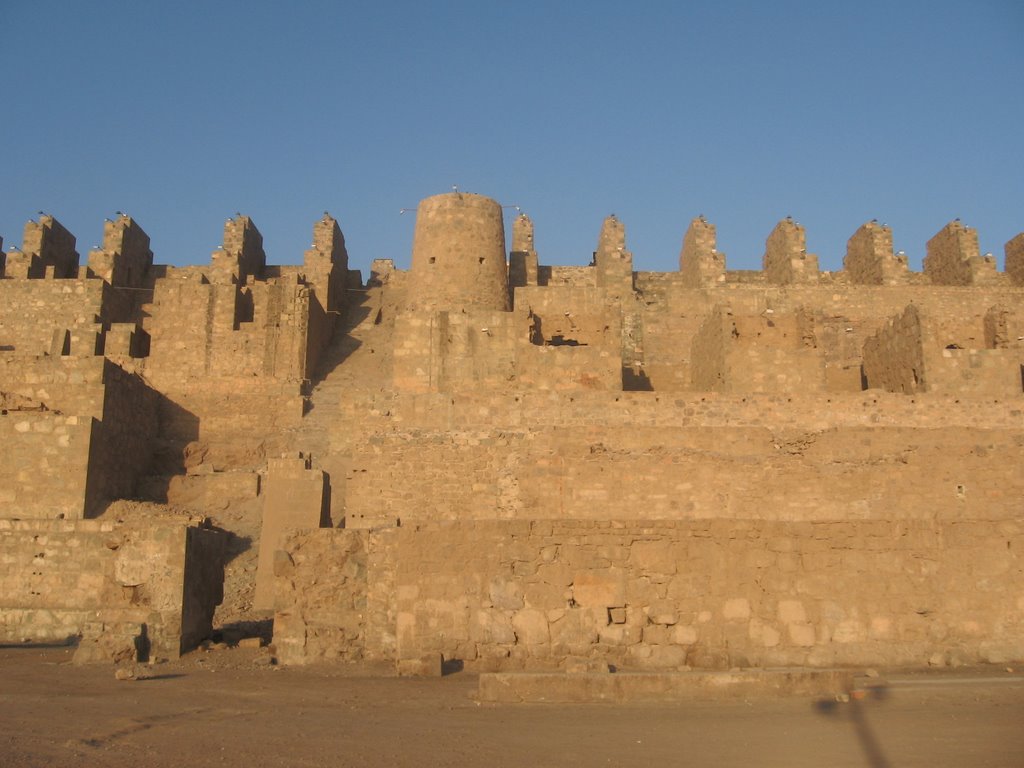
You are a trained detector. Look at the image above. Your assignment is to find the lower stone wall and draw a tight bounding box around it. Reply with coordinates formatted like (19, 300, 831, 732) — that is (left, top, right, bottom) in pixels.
(274, 519, 1024, 670)
(273, 528, 374, 664)
(0, 516, 224, 660)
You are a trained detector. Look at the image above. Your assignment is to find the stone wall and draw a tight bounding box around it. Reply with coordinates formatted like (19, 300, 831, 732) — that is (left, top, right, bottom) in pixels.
(0, 413, 93, 519)
(593, 215, 634, 300)
(345, 422, 1024, 526)
(0, 355, 108, 417)
(926, 347, 1024, 397)
(275, 518, 1024, 670)
(273, 528, 374, 665)
(145, 275, 312, 386)
(2, 196, 1023, 676)
(635, 284, 1021, 387)
(336, 389, 1022, 437)
(0, 278, 106, 355)
(862, 304, 927, 393)
(0, 516, 224, 660)
(0, 357, 158, 518)
(515, 343, 621, 391)
(687, 304, 729, 391)
(86, 215, 153, 289)
(149, 382, 306, 474)
(862, 305, 1024, 396)
(254, 455, 329, 609)
(392, 310, 517, 393)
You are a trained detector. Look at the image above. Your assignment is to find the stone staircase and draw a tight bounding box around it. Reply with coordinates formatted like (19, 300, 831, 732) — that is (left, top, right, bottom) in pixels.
(292, 283, 395, 525)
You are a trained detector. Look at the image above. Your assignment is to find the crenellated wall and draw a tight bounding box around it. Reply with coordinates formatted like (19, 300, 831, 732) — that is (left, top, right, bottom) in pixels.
(1, 194, 1022, 675)
(5, 215, 80, 279)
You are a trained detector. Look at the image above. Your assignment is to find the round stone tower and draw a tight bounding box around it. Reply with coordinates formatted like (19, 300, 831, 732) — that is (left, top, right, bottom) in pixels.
(409, 192, 510, 311)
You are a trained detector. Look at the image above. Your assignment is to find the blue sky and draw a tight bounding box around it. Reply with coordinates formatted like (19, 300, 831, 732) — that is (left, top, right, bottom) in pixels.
(1, 1, 1021, 276)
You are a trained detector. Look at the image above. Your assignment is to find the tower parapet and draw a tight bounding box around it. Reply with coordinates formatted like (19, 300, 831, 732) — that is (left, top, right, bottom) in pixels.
(6, 215, 80, 279)
(303, 213, 348, 313)
(924, 220, 998, 286)
(844, 221, 908, 285)
(1002, 232, 1024, 286)
(409, 192, 509, 312)
(593, 214, 634, 299)
(508, 213, 539, 302)
(87, 214, 154, 288)
(210, 215, 266, 285)
(763, 217, 818, 285)
(679, 216, 724, 287)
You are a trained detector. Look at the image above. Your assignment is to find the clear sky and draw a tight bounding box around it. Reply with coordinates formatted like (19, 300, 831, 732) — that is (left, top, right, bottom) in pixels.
(1, 1, 1021, 276)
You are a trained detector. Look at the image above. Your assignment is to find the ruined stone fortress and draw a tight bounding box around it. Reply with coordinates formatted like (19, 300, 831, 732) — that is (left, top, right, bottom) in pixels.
(1, 192, 1022, 674)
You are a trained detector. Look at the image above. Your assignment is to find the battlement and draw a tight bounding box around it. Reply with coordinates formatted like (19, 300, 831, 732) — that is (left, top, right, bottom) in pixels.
(4, 214, 80, 279)
(1, 192, 1023, 673)
(87, 214, 154, 288)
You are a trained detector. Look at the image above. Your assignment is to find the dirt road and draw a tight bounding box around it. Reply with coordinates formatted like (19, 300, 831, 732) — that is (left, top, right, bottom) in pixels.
(1, 647, 1022, 767)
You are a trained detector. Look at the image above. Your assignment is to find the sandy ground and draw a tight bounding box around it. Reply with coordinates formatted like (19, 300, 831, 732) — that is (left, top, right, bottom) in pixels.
(1, 646, 1023, 768)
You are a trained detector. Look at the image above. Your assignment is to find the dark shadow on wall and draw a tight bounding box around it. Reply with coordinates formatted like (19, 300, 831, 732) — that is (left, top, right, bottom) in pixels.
(84, 383, 194, 518)
(442, 658, 465, 676)
(213, 618, 274, 646)
(151, 394, 201, 474)
(307, 296, 371, 391)
(622, 366, 654, 391)
(320, 472, 333, 528)
(0, 635, 79, 649)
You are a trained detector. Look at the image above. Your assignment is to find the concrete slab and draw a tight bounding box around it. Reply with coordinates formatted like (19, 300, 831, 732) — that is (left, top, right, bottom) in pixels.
(478, 668, 855, 703)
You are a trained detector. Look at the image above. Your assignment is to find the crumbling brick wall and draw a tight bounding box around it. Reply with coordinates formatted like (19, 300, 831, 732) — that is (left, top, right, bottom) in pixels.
(862, 305, 927, 393)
